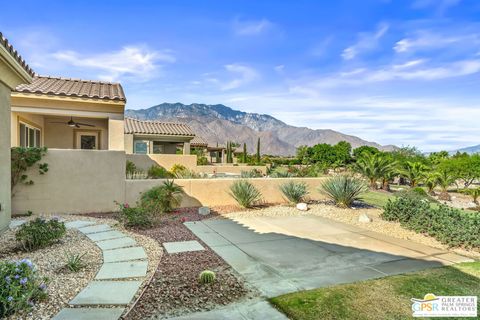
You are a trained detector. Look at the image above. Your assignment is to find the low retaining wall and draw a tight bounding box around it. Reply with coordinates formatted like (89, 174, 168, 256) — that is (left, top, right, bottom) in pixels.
(194, 165, 267, 175)
(12, 149, 125, 215)
(126, 177, 328, 207)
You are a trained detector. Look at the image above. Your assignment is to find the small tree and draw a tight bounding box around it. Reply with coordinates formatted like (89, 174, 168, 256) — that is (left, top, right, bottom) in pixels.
(436, 168, 455, 201)
(401, 161, 428, 187)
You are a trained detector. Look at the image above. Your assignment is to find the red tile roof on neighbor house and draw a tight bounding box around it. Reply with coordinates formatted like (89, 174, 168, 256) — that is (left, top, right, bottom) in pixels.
(190, 136, 208, 147)
(0, 32, 35, 77)
(15, 75, 126, 102)
(124, 118, 195, 137)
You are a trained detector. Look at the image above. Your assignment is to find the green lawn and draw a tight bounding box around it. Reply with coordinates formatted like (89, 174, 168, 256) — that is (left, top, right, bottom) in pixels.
(361, 191, 395, 208)
(270, 262, 480, 320)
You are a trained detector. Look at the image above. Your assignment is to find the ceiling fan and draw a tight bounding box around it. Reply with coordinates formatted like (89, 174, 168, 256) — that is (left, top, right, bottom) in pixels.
(50, 117, 95, 128)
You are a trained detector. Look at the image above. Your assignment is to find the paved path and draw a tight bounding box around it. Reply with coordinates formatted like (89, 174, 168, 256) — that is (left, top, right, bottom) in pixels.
(52, 220, 148, 320)
(186, 215, 473, 298)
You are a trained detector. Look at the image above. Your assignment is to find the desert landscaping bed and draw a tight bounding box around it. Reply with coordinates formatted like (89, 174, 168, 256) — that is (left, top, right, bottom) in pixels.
(123, 208, 254, 319)
(224, 201, 480, 259)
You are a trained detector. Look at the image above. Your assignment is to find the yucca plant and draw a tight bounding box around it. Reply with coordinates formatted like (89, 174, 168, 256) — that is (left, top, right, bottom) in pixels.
(320, 175, 367, 208)
(279, 181, 309, 204)
(65, 251, 87, 272)
(229, 180, 262, 208)
(199, 270, 216, 284)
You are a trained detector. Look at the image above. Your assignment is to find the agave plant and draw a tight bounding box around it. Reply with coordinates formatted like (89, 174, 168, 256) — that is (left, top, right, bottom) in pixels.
(320, 175, 367, 208)
(229, 180, 262, 208)
(279, 181, 309, 204)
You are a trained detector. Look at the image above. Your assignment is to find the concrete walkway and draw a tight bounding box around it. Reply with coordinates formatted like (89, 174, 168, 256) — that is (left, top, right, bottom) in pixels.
(186, 215, 474, 299)
(53, 220, 148, 320)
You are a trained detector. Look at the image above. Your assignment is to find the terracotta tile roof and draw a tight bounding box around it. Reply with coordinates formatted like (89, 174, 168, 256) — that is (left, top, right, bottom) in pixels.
(15, 75, 126, 101)
(191, 136, 208, 147)
(0, 32, 35, 77)
(124, 118, 195, 136)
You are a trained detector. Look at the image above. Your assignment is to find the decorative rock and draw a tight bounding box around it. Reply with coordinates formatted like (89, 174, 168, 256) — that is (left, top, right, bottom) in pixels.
(198, 207, 211, 216)
(358, 213, 373, 223)
(296, 203, 308, 211)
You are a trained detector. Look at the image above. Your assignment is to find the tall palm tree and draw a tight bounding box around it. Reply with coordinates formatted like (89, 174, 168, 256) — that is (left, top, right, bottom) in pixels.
(424, 172, 440, 196)
(436, 168, 455, 201)
(354, 153, 396, 190)
(401, 161, 428, 187)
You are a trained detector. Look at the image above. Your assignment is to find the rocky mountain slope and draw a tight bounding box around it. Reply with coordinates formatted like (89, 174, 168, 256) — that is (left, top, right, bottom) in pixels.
(449, 144, 480, 155)
(126, 103, 392, 156)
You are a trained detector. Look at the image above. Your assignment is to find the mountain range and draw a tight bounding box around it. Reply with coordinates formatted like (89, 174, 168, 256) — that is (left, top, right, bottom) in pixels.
(449, 144, 480, 155)
(125, 103, 396, 156)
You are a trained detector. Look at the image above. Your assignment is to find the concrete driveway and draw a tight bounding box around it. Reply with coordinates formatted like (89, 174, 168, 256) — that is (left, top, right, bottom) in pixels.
(185, 215, 473, 298)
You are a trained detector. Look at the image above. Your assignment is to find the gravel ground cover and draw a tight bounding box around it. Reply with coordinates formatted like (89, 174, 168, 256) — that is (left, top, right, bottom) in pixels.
(0, 223, 101, 320)
(124, 208, 254, 319)
(223, 201, 480, 259)
(2, 214, 161, 320)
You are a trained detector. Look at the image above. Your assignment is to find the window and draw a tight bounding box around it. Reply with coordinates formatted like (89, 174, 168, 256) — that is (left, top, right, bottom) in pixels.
(19, 122, 41, 148)
(134, 141, 149, 154)
(152, 141, 164, 154)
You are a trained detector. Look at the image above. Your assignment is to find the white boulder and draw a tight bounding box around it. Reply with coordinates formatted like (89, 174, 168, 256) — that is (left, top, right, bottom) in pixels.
(358, 213, 373, 223)
(198, 207, 211, 216)
(296, 203, 308, 211)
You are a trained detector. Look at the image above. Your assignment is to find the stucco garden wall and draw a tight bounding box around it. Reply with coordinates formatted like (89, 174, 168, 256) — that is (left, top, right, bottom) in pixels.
(194, 165, 267, 175)
(126, 154, 198, 171)
(125, 177, 328, 207)
(12, 149, 125, 215)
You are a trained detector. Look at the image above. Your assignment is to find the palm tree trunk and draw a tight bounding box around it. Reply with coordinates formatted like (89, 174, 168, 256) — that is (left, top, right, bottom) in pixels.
(382, 179, 390, 191)
(438, 190, 451, 201)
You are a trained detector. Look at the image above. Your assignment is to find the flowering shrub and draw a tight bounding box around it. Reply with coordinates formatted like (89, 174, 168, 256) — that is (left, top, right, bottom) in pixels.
(0, 259, 47, 317)
(15, 218, 66, 251)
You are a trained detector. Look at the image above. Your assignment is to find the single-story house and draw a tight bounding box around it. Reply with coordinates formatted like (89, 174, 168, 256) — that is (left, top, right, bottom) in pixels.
(124, 117, 195, 155)
(1, 32, 34, 231)
(190, 135, 208, 150)
(10, 76, 126, 150)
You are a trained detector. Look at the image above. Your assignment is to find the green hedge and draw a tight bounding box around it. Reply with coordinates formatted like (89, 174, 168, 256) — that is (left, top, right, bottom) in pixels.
(382, 195, 480, 248)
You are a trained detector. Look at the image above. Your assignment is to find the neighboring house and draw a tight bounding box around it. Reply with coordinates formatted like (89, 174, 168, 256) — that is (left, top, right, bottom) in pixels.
(1, 32, 34, 231)
(124, 117, 195, 155)
(10, 76, 126, 150)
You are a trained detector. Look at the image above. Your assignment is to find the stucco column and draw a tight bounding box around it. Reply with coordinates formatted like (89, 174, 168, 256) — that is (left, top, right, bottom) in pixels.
(183, 142, 190, 155)
(108, 118, 125, 151)
(0, 83, 11, 231)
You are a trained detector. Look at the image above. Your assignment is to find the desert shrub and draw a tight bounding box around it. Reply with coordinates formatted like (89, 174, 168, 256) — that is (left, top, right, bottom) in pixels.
(115, 201, 153, 228)
(170, 164, 201, 179)
(320, 175, 367, 208)
(0, 259, 47, 318)
(199, 270, 216, 284)
(280, 181, 309, 204)
(411, 186, 428, 197)
(15, 218, 66, 251)
(140, 180, 184, 214)
(11, 147, 48, 191)
(229, 180, 262, 208)
(126, 160, 136, 176)
(382, 195, 480, 248)
(197, 156, 208, 165)
(147, 165, 173, 179)
(65, 252, 87, 272)
(240, 169, 263, 178)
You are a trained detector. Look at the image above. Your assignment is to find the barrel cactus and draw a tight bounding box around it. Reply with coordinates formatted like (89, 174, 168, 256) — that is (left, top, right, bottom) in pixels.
(199, 270, 216, 284)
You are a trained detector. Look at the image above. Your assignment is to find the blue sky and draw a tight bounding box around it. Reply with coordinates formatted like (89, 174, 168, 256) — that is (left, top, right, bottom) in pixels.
(2, 0, 480, 151)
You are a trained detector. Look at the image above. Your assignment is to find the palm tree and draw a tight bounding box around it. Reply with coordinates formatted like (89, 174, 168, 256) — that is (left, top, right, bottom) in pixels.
(424, 172, 440, 196)
(354, 153, 396, 189)
(401, 161, 428, 187)
(460, 187, 480, 205)
(435, 168, 455, 201)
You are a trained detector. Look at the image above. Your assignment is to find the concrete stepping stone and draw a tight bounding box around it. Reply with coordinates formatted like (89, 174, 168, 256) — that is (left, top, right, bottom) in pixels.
(65, 220, 96, 229)
(86, 230, 126, 242)
(53, 307, 125, 320)
(96, 237, 136, 250)
(70, 280, 142, 305)
(9, 220, 26, 229)
(103, 246, 147, 263)
(163, 240, 205, 254)
(78, 224, 112, 234)
(96, 261, 148, 280)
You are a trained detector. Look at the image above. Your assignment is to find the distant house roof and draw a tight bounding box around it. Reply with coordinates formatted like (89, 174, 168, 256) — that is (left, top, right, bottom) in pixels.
(15, 75, 126, 102)
(0, 32, 35, 77)
(190, 136, 208, 147)
(124, 118, 195, 137)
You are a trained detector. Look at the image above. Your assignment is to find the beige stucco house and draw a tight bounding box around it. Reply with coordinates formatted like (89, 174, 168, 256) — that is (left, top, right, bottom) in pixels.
(0, 33, 34, 231)
(10, 76, 126, 151)
(124, 117, 195, 155)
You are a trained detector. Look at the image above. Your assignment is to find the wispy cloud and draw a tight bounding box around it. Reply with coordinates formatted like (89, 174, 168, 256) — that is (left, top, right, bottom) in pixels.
(342, 23, 389, 60)
(394, 29, 480, 53)
(412, 0, 462, 15)
(52, 46, 175, 82)
(221, 64, 259, 90)
(233, 18, 273, 36)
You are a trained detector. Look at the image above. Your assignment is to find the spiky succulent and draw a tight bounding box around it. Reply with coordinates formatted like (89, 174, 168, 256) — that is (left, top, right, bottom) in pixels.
(199, 270, 216, 284)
